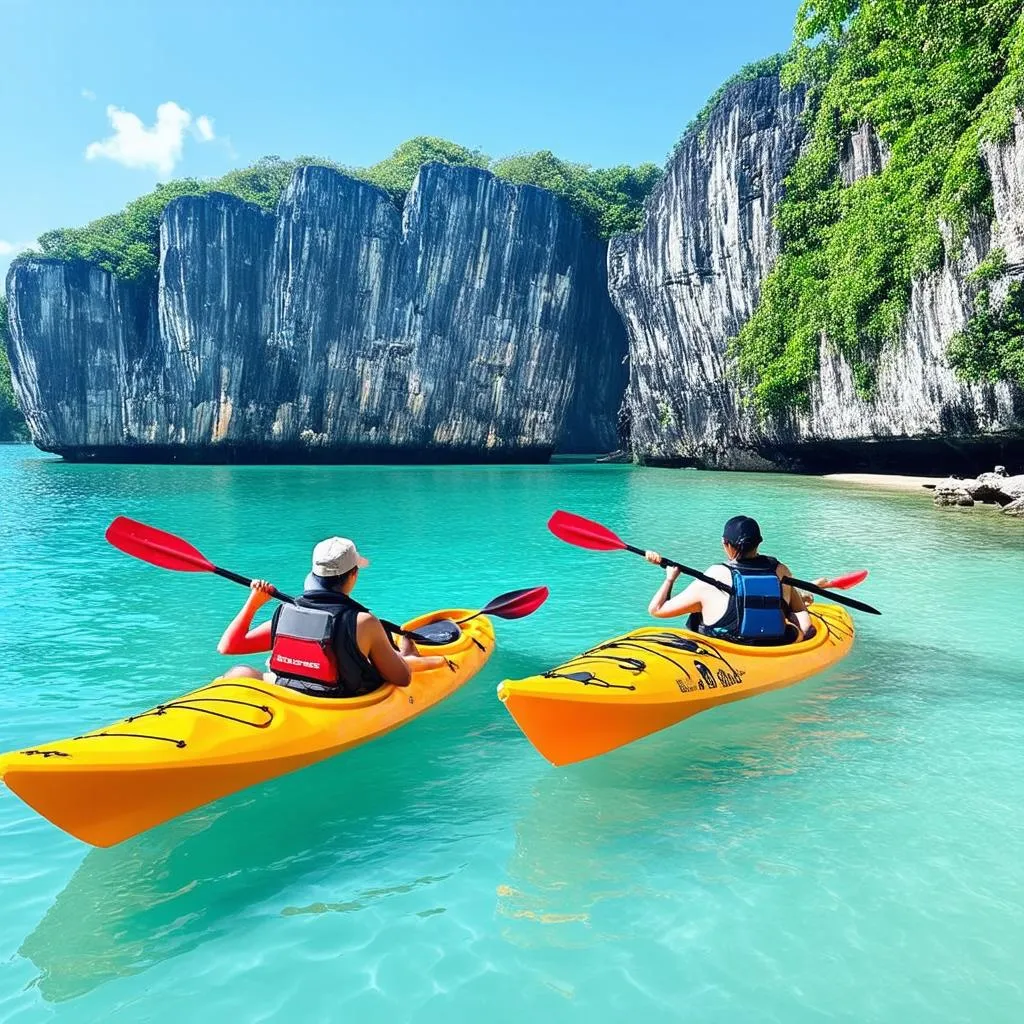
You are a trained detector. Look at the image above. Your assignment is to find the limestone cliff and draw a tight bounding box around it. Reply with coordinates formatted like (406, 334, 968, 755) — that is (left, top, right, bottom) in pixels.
(608, 74, 1024, 472)
(7, 164, 625, 461)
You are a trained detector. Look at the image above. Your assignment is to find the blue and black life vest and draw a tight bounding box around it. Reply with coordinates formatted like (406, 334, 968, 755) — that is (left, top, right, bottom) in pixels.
(269, 588, 385, 698)
(697, 555, 788, 645)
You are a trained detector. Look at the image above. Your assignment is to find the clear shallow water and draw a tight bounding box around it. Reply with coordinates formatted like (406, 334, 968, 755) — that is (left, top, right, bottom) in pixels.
(0, 445, 1023, 1023)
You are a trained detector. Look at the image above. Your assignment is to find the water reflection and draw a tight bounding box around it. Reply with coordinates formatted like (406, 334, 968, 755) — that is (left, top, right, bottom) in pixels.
(16, 668, 517, 1004)
(494, 668, 875, 946)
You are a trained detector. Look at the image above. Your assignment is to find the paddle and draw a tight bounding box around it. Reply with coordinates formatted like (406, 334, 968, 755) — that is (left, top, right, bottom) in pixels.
(409, 587, 549, 646)
(817, 570, 868, 590)
(457, 586, 549, 623)
(106, 515, 297, 601)
(106, 517, 549, 644)
(547, 510, 880, 616)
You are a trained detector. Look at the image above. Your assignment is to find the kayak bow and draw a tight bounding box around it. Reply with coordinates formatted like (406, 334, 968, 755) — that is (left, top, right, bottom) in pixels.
(498, 604, 855, 766)
(0, 609, 494, 847)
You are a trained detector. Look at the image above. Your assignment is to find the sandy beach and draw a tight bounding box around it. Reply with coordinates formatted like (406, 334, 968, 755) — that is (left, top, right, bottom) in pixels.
(821, 473, 940, 492)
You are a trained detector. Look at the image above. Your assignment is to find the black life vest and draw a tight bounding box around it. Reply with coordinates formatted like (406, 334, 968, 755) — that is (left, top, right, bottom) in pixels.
(269, 589, 385, 698)
(697, 555, 789, 645)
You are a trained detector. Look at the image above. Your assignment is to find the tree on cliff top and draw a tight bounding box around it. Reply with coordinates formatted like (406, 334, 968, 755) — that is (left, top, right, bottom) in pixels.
(491, 152, 661, 236)
(25, 137, 661, 284)
(356, 137, 489, 202)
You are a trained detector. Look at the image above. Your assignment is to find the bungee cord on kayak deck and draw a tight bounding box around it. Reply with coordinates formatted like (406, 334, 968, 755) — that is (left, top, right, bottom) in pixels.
(497, 508, 870, 767)
(544, 671, 638, 691)
(0, 517, 550, 847)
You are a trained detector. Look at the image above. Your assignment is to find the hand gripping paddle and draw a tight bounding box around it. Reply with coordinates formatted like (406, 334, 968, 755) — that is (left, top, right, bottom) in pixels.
(106, 516, 549, 645)
(547, 510, 880, 616)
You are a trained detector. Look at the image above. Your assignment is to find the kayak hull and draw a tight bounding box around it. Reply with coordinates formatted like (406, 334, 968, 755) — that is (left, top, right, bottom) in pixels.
(497, 604, 854, 766)
(0, 610, 494, 846)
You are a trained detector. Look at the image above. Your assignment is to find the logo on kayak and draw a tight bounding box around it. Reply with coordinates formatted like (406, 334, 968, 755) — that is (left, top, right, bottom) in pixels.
(717, 667, 742, 688)
(694, 662, 717, 689)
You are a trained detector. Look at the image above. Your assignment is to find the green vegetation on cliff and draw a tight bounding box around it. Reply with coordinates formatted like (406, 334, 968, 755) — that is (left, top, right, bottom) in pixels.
(679, 54, 787, 143)
(0, 296, 29, 442)
(490, 152, 660, 237)
(28, 138, 660, 285)
(35, 156, 342, 283)
(733, 0, 1024, 413)
(948, 283, 1024, 386)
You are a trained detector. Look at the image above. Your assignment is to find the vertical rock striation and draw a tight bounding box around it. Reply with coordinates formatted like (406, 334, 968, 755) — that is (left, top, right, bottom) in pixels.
(608, 73, 1024, 472)
(7, 164, 626, 461)
(608, 75, 808, 469)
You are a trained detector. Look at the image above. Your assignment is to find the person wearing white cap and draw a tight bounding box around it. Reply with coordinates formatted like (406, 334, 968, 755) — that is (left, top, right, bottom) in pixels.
(217, 536, 446, 694)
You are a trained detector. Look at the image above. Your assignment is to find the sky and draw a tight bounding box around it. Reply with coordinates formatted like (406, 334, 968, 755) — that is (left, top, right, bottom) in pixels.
(0, 0, 799, 282)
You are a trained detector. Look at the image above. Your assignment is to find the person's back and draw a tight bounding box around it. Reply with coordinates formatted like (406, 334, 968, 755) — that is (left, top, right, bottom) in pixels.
(645, 516, 811, 645)
(217, 536, 447, 692)
(269, 580, 387, 697)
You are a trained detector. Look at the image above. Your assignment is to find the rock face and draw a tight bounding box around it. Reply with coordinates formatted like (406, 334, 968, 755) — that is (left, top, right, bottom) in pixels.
(7, 164, 626, 461)
(608, 74, 1024, 473)
(934, 479, 975, 507)
(840, 121, 890, 186)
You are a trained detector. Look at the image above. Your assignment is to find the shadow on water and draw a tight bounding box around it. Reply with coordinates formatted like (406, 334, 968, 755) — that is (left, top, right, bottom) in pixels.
(16, 655, 531, 1005)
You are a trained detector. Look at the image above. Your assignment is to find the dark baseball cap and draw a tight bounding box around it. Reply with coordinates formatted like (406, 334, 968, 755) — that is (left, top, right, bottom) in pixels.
(723, 515, 762, 548)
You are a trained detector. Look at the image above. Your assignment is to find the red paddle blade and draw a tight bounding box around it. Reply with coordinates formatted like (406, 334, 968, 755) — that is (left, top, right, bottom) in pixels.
(548, 510, 627, 552)
(105, 516, 215, 574)
(818, 570, 869, 590)
(480, 586, 549, 620)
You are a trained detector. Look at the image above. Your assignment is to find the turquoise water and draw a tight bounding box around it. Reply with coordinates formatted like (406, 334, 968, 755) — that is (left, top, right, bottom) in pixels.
(1, 445, 1023, 1022)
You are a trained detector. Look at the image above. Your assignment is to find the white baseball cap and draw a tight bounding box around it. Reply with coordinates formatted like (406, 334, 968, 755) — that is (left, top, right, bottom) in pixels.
(311, 537, 369, 577)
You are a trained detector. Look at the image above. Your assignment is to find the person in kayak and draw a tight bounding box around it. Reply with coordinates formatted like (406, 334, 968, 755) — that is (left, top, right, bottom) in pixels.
(644, 515, 813, 645)
(217, 536, 446, 694)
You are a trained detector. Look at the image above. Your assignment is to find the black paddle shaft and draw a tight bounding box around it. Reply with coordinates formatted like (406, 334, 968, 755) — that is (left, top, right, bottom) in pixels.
(213, 566, 295, 603)
(211, 566, 443, 642)
(623, 544, 881, 616)
(782, 576, 881, 616)
(621, 543, 735, 594)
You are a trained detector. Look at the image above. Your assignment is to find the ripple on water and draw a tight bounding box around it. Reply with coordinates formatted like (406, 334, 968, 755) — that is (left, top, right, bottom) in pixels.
(1, 452, 1024, 1022)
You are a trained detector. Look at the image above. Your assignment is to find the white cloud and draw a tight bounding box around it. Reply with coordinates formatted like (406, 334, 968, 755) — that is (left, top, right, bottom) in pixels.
(85, 101, 217, 176)
(0, 240, 37, 256)
(194, 115, 215, 142)
(81, 88, 96, 101)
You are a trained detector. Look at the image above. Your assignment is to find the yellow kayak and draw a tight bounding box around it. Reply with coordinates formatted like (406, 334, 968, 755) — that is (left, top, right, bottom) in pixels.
(0, 610, 494, 847)
(497, 604, 854, 765)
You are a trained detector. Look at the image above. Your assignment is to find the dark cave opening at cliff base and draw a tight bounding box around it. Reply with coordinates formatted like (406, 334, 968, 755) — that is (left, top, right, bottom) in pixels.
(639, 437, 1024, 476)
(46, 444, 557, 466)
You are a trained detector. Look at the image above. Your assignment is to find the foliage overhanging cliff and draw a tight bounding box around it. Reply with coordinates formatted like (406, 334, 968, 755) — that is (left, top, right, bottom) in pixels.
(27, 137, 661, 285)
(734, 0, 1024, 412)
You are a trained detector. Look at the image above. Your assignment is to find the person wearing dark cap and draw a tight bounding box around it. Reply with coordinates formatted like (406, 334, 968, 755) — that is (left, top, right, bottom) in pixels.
(644, 516, 812, 645)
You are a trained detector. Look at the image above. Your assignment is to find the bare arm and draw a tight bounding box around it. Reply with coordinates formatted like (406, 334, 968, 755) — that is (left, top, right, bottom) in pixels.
(650, 577, 705, 618)
(779, 563, 813, 637)
(218, 580, 275, 654)
(645, 553, 704, 619)
(397, 634, 449, 673)
(364, 616, 413, 687)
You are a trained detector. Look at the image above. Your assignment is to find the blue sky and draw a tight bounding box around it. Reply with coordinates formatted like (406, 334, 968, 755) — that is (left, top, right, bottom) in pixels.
(0, 0, 798, 281)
